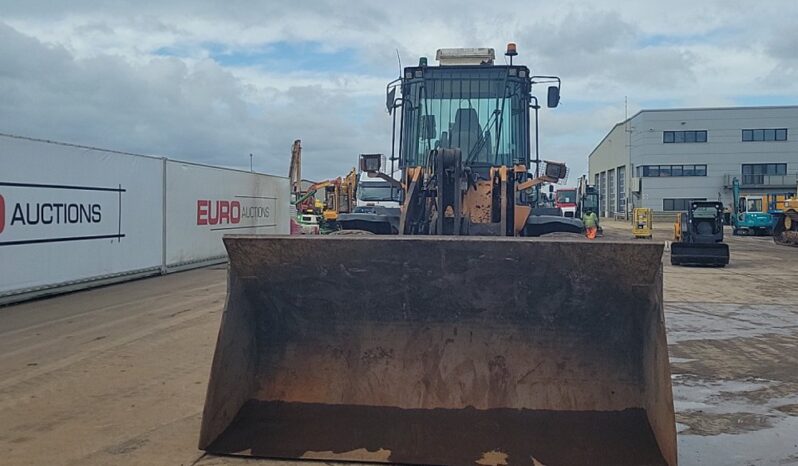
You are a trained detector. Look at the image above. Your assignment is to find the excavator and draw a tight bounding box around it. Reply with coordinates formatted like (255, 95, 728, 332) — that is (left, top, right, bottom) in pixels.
(199, 45, 676, 466)
(289, 139, 358, 226)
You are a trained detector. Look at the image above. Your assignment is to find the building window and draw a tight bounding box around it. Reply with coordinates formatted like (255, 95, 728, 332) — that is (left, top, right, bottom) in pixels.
(640, 164, 707, 177)
(663, 130, 707, 143)
(742, 128, 788, 142)
(742, 163, 787, 184)
(663, 198, 707, 211)
(617, 166, 626, 214)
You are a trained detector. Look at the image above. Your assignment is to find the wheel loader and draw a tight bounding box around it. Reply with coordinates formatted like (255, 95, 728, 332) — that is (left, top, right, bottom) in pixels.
(199, 45, 676, 466)
(773, 184, 798, 247)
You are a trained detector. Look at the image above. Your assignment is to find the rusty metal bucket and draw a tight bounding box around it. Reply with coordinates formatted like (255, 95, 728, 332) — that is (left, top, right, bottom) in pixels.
(199, 236, 676, 466)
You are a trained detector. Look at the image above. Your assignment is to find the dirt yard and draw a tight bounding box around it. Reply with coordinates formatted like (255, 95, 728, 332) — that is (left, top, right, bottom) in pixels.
(1, 224, 796, 465)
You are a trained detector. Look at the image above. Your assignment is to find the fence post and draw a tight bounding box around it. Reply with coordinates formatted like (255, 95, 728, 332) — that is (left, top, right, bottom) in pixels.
(161, 157, 168, 274)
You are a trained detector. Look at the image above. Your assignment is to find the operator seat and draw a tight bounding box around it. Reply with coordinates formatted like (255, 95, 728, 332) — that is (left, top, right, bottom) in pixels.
(449, 108, 481, 157)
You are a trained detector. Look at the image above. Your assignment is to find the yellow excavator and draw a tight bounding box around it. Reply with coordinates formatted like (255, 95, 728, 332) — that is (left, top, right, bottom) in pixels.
(289, 140, 357, 223)
(320, 168, 357, 223)
(199, 45, 676, 466)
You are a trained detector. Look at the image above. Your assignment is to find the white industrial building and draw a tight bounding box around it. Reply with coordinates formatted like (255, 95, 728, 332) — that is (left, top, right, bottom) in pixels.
(588, 106, 798, 218)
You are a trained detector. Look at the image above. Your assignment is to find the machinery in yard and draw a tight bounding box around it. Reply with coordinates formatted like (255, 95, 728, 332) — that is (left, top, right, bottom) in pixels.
(671, 201, 730, 266)
(773, 183, 798, 247)
(199, 45, 676, 466)
(290, 169, 358, 232)
(290, 212, 321, 235)
(732, 177, 773, 236)
(633, 207, 653, 239)
(576, 175, 602, 235)
(554, 187, 577, 217)
(288, 139, 303, 197)
(288, 139, 358, 232)
(336, 155, 402, 234)
(319, 168, 358, 224)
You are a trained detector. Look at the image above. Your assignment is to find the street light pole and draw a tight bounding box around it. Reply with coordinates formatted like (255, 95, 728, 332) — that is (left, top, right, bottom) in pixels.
(250, 153, 253, 173)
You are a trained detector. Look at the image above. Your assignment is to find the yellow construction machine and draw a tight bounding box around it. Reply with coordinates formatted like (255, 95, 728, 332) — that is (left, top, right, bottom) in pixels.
(293, 169, 357, 223)
(199, 44, 676, 466)
(633, 207, 653, 239)
(320, 168, 357, 222)
(773, 184, 798, 247)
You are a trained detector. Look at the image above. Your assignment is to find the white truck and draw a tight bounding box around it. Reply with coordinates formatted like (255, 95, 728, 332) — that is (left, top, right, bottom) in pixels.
(336, 168, 402, 234)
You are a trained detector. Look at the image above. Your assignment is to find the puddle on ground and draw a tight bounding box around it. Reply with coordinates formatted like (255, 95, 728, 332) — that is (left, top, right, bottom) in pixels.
(664, 301, 798, 464)
(679, 416, 798, 465)
(665, 302, 796, 343)
(677, 411, 775, 435)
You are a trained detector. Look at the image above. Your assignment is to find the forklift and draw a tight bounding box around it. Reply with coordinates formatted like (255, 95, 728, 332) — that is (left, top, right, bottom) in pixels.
(671, 201, 730, 266)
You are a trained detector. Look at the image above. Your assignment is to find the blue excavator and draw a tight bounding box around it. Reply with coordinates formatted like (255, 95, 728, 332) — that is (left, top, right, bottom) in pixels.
(731, 177, 773, 235)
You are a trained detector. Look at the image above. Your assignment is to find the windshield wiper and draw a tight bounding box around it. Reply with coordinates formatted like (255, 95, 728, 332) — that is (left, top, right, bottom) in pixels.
(466, 108, 501, 164)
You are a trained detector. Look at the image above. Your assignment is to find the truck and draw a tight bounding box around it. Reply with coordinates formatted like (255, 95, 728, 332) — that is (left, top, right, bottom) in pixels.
(336, 155, 402, 234)
(555, 187, 577, 217)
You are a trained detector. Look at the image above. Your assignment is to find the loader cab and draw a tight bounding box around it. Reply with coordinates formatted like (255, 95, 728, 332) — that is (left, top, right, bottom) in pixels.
(578, 190, 599, 220)
(689, 201, 724, 243)
(393, 49, 545, 181)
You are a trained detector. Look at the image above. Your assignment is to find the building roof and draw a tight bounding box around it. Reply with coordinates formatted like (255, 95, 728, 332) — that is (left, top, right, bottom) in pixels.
(587, 104, 798, 159)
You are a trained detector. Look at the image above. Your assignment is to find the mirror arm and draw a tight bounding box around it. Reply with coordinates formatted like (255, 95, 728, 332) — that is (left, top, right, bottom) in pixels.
(366, 172, 404, 190)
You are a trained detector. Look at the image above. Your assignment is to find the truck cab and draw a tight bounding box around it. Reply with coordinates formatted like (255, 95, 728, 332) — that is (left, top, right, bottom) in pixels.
(336, 165, 402, 234)
(355, 172, 401, 210)
(555, 188, 577, 218)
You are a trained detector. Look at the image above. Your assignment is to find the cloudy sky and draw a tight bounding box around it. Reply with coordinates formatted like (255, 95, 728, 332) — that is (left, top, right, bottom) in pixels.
(2, 1, 797, 182)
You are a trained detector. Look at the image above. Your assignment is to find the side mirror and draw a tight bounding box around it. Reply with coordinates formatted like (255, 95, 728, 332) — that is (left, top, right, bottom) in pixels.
(386, 87, 396, 114)
(360, 153, 383, 173)
(420, 115, 436, 140)
(547, 86, 560, 108)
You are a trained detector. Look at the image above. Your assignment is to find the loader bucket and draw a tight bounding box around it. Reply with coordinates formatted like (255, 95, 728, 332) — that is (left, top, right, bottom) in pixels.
(199, 236, 676, 466)
(671, 242, 730, 266)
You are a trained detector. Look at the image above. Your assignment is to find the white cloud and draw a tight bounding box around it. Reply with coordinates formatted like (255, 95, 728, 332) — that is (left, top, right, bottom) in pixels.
(1, 0, 798, 182)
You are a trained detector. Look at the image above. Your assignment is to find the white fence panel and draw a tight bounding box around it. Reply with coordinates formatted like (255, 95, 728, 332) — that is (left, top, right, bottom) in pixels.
(0, 136, 164, 300)
(165, 161, 290, 268)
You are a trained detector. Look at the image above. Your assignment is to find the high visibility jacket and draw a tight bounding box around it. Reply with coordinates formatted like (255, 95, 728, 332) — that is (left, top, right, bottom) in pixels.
(583, 212, 598, 228)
